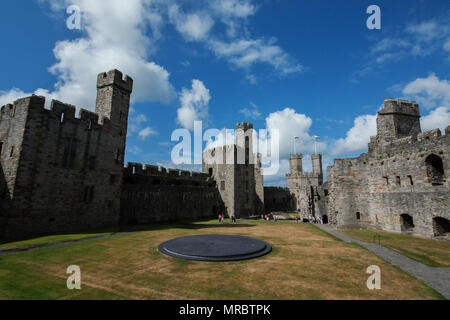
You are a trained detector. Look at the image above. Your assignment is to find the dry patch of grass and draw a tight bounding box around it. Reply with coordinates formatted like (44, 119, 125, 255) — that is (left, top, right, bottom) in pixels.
(340, 228, 450, 267)
(0, 220, 444, 300)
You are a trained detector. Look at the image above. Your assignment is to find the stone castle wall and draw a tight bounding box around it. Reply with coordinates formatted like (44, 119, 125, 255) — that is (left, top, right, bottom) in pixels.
(263, 187, 295, 213)
(0, 69, 132, 240)
(120, 163, 223, 224)
(327, 99, 449, 238)
(202, 122, 265, 218)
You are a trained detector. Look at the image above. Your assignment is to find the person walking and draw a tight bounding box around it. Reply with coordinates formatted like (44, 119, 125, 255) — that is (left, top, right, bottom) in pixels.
(218, 214, 222, 223)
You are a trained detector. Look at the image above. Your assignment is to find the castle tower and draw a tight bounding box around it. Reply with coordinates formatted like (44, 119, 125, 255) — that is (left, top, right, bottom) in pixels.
(289, 154, 303, 175)
(236, 122, 255, 165)
(377, 99, 421, 140)
(312, 154, 323, 184)
(96, 69, 133, 137)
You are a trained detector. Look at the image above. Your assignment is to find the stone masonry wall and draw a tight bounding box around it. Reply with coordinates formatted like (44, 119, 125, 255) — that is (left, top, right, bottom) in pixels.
(0, 69, 132, 240)
(120, 163, 223, 224)
(327, 99, 449, 238)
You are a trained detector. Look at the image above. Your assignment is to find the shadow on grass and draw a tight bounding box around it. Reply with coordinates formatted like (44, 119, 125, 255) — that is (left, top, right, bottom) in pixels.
(121, 221, 257, 233)
(0, 219, 257, 247)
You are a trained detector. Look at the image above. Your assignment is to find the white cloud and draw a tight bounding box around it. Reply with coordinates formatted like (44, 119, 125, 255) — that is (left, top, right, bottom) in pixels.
(265, 108, 323, 159)
(331, 114, 377, 156)
(177, 79, 211, 130)
(239, 102, 261, 119)
(0, 88, 29, 107)
(369, 18, 450, 65)
(165, 0, 302, 77)
(401, 73, 450, 109)
(421, 107, 450, 132)
(0, 0, 176, 110)
(209, 38, 302, 75)
(168, 4, 214, 41)
(139, 126, 157, 140)
(352, 17, 450, 82)
(211, 0, 257, 18)
(128, 145, 143, 155)
(128, 113, 148, 135)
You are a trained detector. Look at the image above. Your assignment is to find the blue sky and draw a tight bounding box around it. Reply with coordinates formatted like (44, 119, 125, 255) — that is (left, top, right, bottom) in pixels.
(1, 0, 449, 186)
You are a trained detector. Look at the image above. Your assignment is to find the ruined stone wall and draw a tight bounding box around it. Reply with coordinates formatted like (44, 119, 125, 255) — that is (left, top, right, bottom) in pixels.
(0, 70, 132, 240)
(121, 163, 223, 224)
(327, 99, 449, 238)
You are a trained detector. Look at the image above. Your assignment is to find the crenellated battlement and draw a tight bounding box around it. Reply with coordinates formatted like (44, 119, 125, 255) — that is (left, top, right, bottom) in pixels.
(369, 126, 448, 158)
(124, 162, 212, 181)
(236, 122, 253, 130)
(381, 98, 420, 117)
(97, 69, 133, 93)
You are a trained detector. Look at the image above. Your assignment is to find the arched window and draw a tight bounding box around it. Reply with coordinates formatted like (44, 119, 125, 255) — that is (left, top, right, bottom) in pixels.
(400, 214, 414, 232)
(425, 154, 445, 185)
(356, 212, 361, 220)
(433, 217, 450, 236)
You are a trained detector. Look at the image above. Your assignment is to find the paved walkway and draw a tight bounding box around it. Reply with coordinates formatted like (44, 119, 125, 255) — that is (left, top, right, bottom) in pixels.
(315, 224, 450, 299)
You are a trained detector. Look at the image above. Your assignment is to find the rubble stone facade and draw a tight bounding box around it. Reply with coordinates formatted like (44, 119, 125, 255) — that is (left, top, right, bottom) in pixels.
(120, 163, 222, 225)
(0, 69, 132, 240)
(1, 70, 448, 241)
(202, 122, 265, 218)
(327, 99, 449, 238)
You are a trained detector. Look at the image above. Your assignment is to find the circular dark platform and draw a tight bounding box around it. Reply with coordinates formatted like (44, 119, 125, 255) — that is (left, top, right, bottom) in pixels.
(158, 234, 272, 262)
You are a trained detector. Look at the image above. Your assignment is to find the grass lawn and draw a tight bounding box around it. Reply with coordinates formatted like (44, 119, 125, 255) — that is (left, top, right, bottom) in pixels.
(0, 220, 444, 300)
(340, 229, 450, 268)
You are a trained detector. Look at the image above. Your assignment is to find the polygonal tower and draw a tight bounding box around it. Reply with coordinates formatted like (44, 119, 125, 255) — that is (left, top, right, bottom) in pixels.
(95, 69, 133, 165)
(377, 99, 421, 141)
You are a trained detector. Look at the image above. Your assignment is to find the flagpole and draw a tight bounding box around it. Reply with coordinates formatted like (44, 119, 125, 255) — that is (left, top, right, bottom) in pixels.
(314, 139, 317, 155)
(294, 136, 299, 155)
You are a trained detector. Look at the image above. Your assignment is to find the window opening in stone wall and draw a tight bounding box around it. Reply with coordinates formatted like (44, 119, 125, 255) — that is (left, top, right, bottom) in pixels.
(425, 154, 445, 185)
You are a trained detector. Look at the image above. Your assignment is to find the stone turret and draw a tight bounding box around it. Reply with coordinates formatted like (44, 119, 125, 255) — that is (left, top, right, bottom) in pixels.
(289, 154, 303, 175)
(377, 98, 421, 140)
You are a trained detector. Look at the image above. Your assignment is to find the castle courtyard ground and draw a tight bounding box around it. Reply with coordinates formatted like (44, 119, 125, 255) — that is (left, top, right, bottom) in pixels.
(0, 220, 447, 300)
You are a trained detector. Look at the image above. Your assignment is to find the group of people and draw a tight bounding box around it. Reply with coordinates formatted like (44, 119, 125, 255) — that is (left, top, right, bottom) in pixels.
(308, 215, 324, 224)
(261, 214, 276, 221)
(218, 214, 237, 223)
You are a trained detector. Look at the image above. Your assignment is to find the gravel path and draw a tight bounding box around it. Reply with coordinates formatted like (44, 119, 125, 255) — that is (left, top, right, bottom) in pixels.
(315, 224, 450, 299)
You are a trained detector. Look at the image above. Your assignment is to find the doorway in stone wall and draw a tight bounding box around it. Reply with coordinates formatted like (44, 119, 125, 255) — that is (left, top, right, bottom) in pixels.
(400, 214, 414, 232)
(322, 215, 328, 224)
(433, 217, 450, 236)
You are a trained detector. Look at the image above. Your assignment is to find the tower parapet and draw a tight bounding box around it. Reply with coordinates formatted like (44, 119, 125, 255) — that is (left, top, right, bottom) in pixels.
(97, 69, 133, 93)
(376, 98, 421, 140)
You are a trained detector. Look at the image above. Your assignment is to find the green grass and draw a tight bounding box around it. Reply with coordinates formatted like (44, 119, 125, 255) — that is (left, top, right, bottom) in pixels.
(0, 220, 444, 300)
(340, 229, 450, 267)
